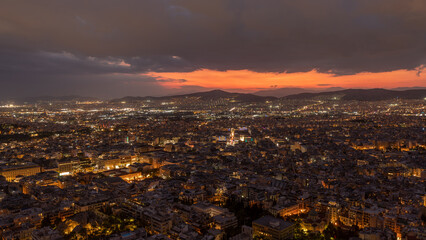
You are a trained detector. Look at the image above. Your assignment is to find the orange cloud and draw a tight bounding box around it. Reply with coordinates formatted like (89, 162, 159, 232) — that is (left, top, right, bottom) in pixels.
(145, 67, 426, 90)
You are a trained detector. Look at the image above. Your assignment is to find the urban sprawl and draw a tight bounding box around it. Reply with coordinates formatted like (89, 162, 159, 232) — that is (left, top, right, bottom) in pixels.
(0, 95, 425, 240)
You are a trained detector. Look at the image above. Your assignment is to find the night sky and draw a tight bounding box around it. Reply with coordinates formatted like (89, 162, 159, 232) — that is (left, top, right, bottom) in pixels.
(1, 0, 425, 98)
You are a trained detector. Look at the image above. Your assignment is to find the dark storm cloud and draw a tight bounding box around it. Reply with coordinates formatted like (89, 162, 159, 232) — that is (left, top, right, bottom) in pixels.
(156, 78, 188, 83)
(0, 48, 196, 75)
(0, 0, 425, 97)
(0, 68, 169, 99)
(0, 48, 130, 75)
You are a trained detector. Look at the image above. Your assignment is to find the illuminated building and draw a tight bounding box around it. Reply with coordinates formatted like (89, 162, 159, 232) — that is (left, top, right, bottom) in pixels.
(57, 159, 80, 176)
(0, 163, 41, 182)
(252, 216, 295, 240)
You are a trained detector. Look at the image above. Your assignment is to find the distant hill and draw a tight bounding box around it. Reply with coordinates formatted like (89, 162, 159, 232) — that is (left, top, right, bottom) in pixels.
(284, 89, 426, 101)
(390, 86, 426, 91)
(111, 90, 276, 103)
(254, 87, 345, 97)
(12, 88, 425, 104)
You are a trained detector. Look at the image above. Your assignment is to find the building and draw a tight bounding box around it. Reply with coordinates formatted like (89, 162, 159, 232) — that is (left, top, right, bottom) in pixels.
(0, 163, 41, 182)
(252, 216, 295, 240)
(192, 202, 228, 217)
(57, 159, 80, 176)
(32, 226, 63, 240)
(213, 212, 238, 230)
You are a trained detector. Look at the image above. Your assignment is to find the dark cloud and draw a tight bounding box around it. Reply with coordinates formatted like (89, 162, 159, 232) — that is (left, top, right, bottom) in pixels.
(0, 48, 130, 75)
(0, 0, 425, 97)
(0, 69, 165, 99)
(415, 65, 424, 77)
(156, 78, 188, 83)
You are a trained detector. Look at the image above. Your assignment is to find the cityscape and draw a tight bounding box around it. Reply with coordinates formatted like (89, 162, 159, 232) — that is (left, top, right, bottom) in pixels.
(0, 90, 425, 240)
(1, 0, 426, 240)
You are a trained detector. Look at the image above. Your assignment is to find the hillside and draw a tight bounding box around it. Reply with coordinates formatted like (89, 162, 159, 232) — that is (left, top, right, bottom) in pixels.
(284, 89, 426, 101)
(111, 90, 276, 103)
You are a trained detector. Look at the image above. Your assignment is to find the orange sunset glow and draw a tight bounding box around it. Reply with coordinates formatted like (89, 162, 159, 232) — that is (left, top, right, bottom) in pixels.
(146, 67, 426, 90)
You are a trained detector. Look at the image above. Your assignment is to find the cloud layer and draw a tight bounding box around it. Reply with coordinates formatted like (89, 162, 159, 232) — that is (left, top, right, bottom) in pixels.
(1, 0, 425, 97)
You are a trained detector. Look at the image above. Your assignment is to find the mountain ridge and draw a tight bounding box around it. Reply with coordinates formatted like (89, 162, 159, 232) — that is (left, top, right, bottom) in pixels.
(283, 88, 426, 101)
(111, 88, 426, 102)
(7, 88, 426, 104)
(254, 87, 345, 97)
(110, 90, 276, 103)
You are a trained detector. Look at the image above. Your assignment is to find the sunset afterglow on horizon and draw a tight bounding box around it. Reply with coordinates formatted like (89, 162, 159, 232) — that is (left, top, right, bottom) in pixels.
(146, 67, 426, 91)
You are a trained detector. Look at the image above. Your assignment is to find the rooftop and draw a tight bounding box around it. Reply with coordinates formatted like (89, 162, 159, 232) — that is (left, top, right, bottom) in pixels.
(252, 215, 294, 230)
